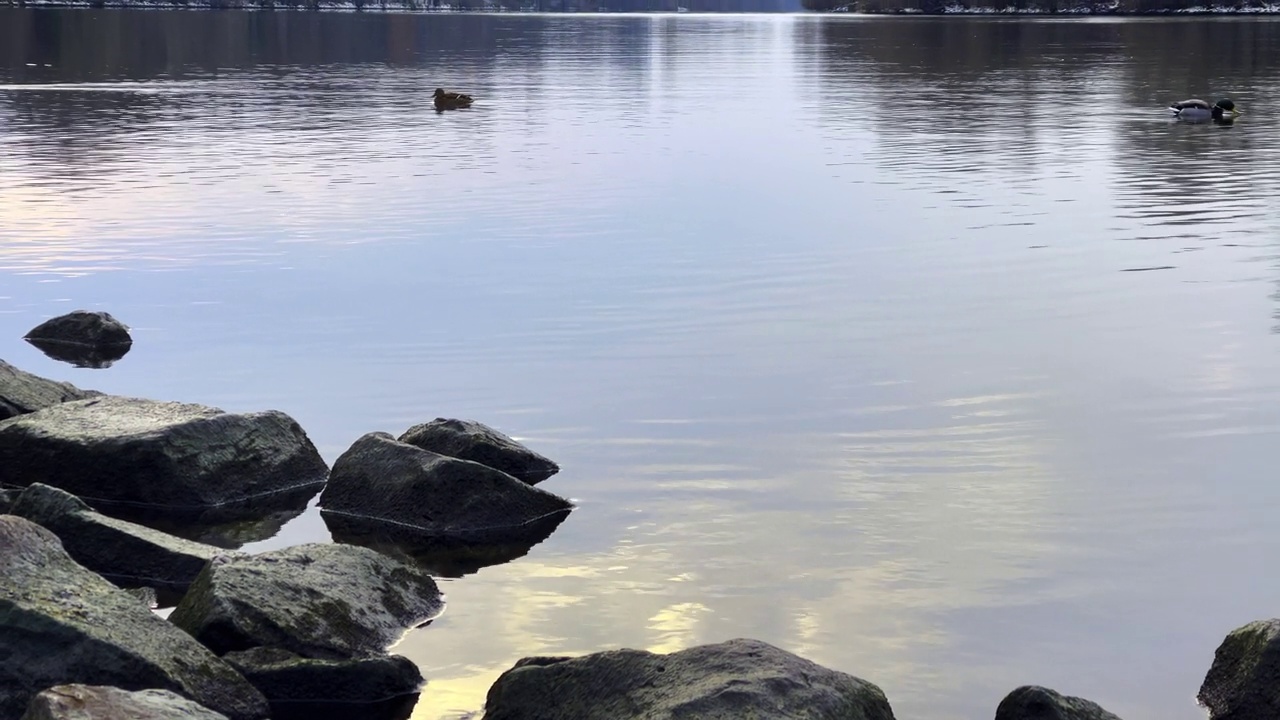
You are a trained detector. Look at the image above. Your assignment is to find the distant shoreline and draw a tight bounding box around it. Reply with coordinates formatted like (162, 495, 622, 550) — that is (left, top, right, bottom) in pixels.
(6, 2, 706, 9)
(832, 4, 1280, 12)
(0, 2, 676, 9)
(4, 1, 1280, 11)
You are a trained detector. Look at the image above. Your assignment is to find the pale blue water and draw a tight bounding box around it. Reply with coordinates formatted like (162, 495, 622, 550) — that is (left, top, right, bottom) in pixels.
(4, 11, 1280, 719)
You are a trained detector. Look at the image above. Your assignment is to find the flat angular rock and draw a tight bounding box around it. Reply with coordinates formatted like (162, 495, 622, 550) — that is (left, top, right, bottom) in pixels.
(10, 483, 225, 605)
(24, 310, 132, 347)
(0, 515, 268, 720)
(224, 647, 422, 706)
(0, 358, 100, 421)
(995, 686, 1122, 720)
(0, 396, 328, 509)
(483, 638, 896, 720)
(399, 418, 559, 484)
(168, 543, 444, 660)
(1198, 619, 1280, 720)
(320, 432, 572, 543)
(20, 685, 229, 720)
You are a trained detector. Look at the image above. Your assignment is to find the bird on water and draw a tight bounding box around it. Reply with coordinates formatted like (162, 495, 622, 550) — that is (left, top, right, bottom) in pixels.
(434, 88, 474, 111)
(1169, 98, 1240, 121)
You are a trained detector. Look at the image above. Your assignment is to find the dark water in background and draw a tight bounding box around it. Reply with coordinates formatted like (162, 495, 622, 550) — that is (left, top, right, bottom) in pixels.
(5, 10, 1280, 718)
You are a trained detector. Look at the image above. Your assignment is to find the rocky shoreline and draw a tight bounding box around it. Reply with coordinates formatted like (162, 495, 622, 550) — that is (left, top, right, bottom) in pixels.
(1, 311, 1277, 719)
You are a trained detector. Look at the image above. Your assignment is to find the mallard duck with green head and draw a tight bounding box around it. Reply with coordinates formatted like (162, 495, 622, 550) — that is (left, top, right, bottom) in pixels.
(434, 88, 474, 111)
(1169, 98, 1240, 121)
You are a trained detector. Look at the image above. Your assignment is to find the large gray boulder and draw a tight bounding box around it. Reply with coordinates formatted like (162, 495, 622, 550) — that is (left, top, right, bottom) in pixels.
(24, 310, 133, 347)
(0, 396, 328, 509)
(223, 647, 422, 707)
(1198, 619, 1280, 720)
(320, 432, 573, 543)
(20, 685, 229, 720)
(399, 418, 560, 484)
(0, 358, 99, 420)
(10, 483, 225, 605)
(0, 515, 268, 720)
(168, 543, 444, 660)
(995, 686, 1122, 720)
(482, 638, 896, 720)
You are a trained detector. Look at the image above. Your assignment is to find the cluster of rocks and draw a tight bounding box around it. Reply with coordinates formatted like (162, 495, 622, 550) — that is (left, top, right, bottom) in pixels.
(476, 621, 1280, 720)
(319, 424, 572, 575)
(5, 311, 1280, 720)
(1, 311, 579, 719)
(0, 510, 446, 720)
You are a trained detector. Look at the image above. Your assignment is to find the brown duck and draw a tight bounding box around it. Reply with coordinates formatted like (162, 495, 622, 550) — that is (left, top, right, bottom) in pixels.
(434, 88, 474, 110)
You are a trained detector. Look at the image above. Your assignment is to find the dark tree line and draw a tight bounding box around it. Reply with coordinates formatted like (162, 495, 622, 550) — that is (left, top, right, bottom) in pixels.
(803, 0, 1280, 13)
(0, 0, 806, 9)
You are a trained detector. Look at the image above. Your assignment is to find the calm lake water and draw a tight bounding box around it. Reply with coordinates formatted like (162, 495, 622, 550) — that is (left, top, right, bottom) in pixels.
(5, 9, 1280, 719)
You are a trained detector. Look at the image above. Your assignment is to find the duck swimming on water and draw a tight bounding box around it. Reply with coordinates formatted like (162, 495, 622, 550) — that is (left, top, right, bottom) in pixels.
(434, 88, 474, 110)
(1169, 98, 1240, 121)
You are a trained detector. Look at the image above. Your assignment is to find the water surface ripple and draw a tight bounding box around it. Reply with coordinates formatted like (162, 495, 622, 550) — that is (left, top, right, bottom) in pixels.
(4, 11, 1280, 720)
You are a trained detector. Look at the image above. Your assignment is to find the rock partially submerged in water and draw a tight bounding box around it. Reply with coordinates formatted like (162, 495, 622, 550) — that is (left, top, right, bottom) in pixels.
(398, 418, 559, 484)
(320, 432, 572, 543)
(223, 647, 422, 711)
(0, 358, 100, 421)
(168, 542, 444, 660)
(0, 516, 268, 720)
(1198, 619, 1280, 720)
(24, 310, 133, 348)
(483, 638, 896, 720)
(995, 686, 1122, 720)
(9, 483, 225, 605)
(0, 396, 328, 509)
(20, 685, 230, 720)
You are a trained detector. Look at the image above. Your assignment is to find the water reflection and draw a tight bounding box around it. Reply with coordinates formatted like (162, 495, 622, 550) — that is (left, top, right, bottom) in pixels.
(324, 508, 571, 578)
(25, 337, 132, 368)
(93, 485, 323, 549)
(269, 694, 418, 720)
(807, 17, 1280, 285)
(4, 11, 1280, 720)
